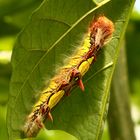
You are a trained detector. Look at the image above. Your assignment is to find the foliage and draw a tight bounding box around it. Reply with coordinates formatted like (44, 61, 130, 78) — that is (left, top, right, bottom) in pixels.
(0, 0, 136, 140)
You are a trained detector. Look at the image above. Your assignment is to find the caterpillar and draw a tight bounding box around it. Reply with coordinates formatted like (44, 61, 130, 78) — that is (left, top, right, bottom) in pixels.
(24, 16, 114, 137)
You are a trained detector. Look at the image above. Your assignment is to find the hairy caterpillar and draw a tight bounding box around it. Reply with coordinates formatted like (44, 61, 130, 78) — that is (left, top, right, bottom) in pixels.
(24, 16, 114, 137)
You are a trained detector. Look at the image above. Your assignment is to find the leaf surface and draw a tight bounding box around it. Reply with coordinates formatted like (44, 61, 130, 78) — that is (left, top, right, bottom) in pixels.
(7, 0, 135, 139)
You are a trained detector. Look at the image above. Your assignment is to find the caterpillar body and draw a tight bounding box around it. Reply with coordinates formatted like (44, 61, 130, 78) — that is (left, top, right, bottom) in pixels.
(24, 16, 114, 137)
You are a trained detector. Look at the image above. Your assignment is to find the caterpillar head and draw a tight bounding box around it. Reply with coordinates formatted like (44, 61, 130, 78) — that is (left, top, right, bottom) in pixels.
(90, 16, 114, 48)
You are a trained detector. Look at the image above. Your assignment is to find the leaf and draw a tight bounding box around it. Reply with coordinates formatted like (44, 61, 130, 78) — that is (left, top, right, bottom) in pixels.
(0, 0, 42, 17)
(7, 0, 135, 140)
(35, 129, 78, 140)
(0, 0, 43, 36)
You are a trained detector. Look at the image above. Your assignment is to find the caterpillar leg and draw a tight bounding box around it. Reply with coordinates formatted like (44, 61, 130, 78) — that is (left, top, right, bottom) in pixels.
(47, 111, 53, 122)
(77, 79, 85, 91)
(71, 69, 85, 91)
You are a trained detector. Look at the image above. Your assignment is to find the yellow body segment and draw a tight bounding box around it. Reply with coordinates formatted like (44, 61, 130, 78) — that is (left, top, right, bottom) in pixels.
(48, 90, 65, 109)
(33, 91, 52, 111)
(78, 57, 94, 76)
(32, 80, 58, 110)
(65, 34, 91, 68)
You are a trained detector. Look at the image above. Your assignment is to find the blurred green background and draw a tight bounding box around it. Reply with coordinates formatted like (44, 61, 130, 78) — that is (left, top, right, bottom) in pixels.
(0, 0, 140, 140)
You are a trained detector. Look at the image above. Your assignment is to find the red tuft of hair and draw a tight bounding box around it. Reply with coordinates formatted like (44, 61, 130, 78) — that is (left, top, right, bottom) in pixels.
(89, 16, 114, 46)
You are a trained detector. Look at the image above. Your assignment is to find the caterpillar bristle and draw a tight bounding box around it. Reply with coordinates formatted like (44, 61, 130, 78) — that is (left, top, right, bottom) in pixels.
(24, 15, 114, 137)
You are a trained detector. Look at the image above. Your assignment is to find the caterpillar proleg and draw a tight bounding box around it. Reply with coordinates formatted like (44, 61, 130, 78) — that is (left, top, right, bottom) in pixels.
(24, 16, 114, 137)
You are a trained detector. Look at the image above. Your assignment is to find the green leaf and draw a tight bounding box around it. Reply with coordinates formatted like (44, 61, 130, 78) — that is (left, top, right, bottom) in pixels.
(35, 129, 78, 140)
(0, 0, 43, 36)
(7, 0, 135, 140)
(17, 129, 78, 140)
(0, 0, 42, 17)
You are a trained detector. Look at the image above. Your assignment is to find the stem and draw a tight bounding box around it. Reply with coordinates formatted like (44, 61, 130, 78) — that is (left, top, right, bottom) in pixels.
(107, 40, 136, 140)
